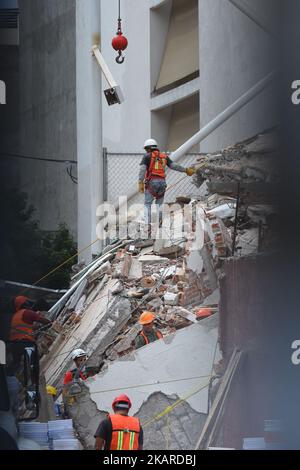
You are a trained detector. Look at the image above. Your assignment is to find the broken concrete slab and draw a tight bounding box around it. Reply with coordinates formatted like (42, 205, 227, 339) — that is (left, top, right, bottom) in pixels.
(247, 204, 276, 225)
(67, 383, 207, 450)
(121, 253, 132, 279)
(171, 307, 197, 323)
(134, 239, 154, 249)
(164, 292, 179, 306)
(236, 228, 259, 256)
(83, 297, 132, 368)
(85, 275, 109, 307)
(138, 245, 155, 257)
(87, 261, 111, 283)
(138, 254, 169, 264)
(88, 315, 220, 416)
(106, 323, 141, 359)
(186, 249, 204, 275)
(111, 281, 123, 295)
(245, 132, 278, 154)
(201, 289, 220, 306)
(146, 297, 163, 310)
(159, 265, 177, 279)
(128, 258, 143, 279)
(41, 279, 122, 386)
(74, 295, 86, 315)
(65, 279, 88, 311)
(207, 203, 236, 220)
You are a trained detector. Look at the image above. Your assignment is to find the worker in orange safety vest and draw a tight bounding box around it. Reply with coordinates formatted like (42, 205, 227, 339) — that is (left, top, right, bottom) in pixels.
(134, 311, 163, 350)
(10, 295, 51, 343)
(138, 138, 195, 229)
(9, 295, 51, 377)
(94, 394, 143, 450)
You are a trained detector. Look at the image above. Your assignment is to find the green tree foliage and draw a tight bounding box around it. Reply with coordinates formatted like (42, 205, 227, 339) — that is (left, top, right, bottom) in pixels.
(0, 187, 76, 289)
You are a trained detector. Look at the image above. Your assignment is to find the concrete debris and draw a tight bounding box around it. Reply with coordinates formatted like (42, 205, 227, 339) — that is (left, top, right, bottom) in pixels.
(146, 297, 163, 310)
(74, 294, 86, 315)
(128, 258, 143, 279)
(236, 228, 259, 256)
(207, 202, 236, 220)
(206, 215, 232, 259)
(87, 260, 111, 283)
(171, 306, 197, 323)
(87, 317, 219, 420)
(176, 195, 192, 204)
(244, 131, 278, 154)
(65, 279, 88, 310)
(159, 265, 177, 279)
(127, 288, 149, 298)
(247, 204, 277, 225)
(140, 276, 157, 288)
(195, 129, 279, 189)
(138, 254, 169, 264)
(111, 281, 123, 295)
(164, 292, 179, 306)
(39, 129, 278, 450)
(186, 249, 204, 274)
(201, 289, 220, 306)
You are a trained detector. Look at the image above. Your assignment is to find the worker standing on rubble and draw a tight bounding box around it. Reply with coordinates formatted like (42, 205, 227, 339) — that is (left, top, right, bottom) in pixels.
(9, 296, 51, 375)
(94, 394, 143, 450)
(10, 296, 51, 343)
(63, 349, 88, 385)
(138, 139, 195, 230)
(134, 311, 163, 349)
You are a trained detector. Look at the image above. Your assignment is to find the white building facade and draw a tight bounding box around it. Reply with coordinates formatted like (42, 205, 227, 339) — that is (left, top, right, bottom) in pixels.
(17, 0, 277, 263)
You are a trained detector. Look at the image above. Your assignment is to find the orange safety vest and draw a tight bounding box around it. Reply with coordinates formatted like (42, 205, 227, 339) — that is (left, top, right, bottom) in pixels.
(146, 151, 168, 180)
(109, 414, 141, 450)
(10, 309, 35, 342)
(140, 329, 163, 345)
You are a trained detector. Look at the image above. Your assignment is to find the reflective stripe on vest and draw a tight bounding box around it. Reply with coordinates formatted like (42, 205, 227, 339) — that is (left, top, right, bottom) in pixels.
(109, 414, 140, 451)
(140, 329, 163, 345)
(146, 151, 167, 180)
(10, 309, 34, 342)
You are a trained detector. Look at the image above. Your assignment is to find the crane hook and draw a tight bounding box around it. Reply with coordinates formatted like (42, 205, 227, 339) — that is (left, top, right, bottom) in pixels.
(116, 51, 125, 64)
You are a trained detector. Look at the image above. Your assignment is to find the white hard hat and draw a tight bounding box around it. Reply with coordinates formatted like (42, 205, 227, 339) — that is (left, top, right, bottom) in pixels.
(71, 348, 87, 361)
(144, 138, 158, 149)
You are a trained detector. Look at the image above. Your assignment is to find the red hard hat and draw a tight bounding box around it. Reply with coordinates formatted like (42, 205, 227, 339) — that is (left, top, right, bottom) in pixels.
(196, 308, 213, 319)
(14, 295, 30, 311)
(112, 394, 132, 410)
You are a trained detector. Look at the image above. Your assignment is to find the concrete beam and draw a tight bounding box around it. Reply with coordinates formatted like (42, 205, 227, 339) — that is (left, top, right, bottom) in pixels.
(151, 77, 200, 111)
(150, 0, 170, 10)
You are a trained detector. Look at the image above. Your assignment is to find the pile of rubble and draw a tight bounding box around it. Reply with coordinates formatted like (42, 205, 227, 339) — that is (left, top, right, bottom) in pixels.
(40, 212, 224, 387)
(39, 129, 279, 450)
(193, 129, 279, 191)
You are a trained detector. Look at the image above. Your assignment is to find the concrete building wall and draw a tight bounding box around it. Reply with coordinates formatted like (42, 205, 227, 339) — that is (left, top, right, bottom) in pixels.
(18, 0, 77, 235)
(0, 44, 19, 184)
(100, 0, 151, 153)
(76, 0, 102, 262)
(199, 0, 277, 153)
(100, 0, 200, 159)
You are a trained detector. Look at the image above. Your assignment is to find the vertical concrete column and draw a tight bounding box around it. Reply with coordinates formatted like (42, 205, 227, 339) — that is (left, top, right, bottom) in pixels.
(76, 0, 102, 263)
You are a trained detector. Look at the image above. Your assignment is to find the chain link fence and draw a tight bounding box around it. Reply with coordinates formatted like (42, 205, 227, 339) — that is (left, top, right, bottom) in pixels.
(104, 151, 202, 207)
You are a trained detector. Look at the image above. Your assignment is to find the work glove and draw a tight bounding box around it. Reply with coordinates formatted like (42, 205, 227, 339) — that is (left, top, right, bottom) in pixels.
(186, 167, 195, 176)
(138, 181, 145, 193)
